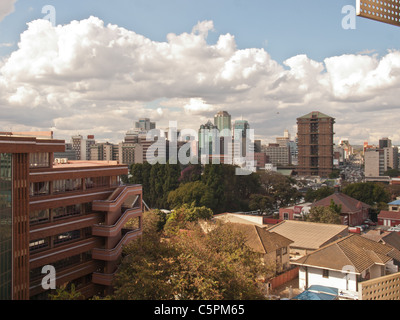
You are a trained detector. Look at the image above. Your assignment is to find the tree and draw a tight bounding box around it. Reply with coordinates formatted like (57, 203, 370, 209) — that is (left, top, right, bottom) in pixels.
(48, 283, 84, 300)
(249, 194, 274, 213)
(164, 203, 213, 236)
(167, 180, 216, 210)
(304, 186, 335, 202)
(113, 210, 271, 300)
(305, 206, 341, 224)
(384, 168, 400, 178)
(257, 171, 301, 208)
(342, 182, 390, 206)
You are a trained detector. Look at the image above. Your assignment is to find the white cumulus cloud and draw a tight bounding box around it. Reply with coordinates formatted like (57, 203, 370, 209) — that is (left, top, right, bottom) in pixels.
(0, 16, 399, 145)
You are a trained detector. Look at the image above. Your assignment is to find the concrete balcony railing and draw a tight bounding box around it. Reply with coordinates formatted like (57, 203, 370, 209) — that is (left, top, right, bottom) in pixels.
(29, 260, 100, 297)
(92, 207, 142, 238)
(92, 229, 142, 262)
(92, 185, 142, 212)
(30, 237, 103, 269)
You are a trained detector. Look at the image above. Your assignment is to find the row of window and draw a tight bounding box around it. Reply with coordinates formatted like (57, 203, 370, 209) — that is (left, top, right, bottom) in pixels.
(29, 227, 91, 252)
(29, 176, 120, 197)
(30, 153, 50, 168)
(30, 251, 92, 281)
(30, 203, 92, 225)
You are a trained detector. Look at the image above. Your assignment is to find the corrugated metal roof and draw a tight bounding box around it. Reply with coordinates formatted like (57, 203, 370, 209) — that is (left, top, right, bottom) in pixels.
(266, 220, 348, 250)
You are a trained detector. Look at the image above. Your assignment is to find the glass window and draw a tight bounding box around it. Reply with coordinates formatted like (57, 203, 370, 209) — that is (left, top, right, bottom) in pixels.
(29, 153, 50, 168)
(54, 230, 81, 246)
(0, 153, 12, 300)
(29, 238, 49, 252)
(53, 205, 81, 220)
(30, 209, 50, 225)
(29, 181, 49, 197)
(53, 180, 66, 194)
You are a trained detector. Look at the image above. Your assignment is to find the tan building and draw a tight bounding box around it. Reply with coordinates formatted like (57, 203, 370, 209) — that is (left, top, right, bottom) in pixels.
(266, 220, 348, 260)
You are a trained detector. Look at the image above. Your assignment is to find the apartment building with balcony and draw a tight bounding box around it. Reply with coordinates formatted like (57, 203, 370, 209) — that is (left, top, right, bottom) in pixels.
(0, 134, 143, 300)
(297, 111, 335, 177)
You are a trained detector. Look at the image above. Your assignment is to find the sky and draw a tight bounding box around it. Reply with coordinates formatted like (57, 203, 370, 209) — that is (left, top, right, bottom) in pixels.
(0, 0, 400, 145)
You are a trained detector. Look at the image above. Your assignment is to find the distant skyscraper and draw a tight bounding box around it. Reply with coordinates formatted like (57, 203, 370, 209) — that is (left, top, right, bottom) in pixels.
(71, 135, 96, 161)
(214, 111, 231, 136)
(135, 118, 156, 132)
(233, 120, 250, 139)
(297, 111, 335, 177)
(379, 137, 392, 149)
(199, 120, 219, 156)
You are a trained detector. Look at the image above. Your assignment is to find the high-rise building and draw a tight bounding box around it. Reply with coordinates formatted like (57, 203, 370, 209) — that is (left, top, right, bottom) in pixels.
(199, 120, 219, 156)
(214, 111, 231, 136)
(118, 142, 137, 166)
(297, 111, 335, 177)
(265, 143, 291, 167)
(364, 148, 385, 177)
(379, 137, 392, 149)
(71, 135, 96, 161)
(0, 134, 143, 300)
(134, 118, 156, 132)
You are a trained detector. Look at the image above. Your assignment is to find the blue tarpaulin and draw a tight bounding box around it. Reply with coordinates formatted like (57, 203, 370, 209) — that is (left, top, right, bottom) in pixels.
(293, 285, 339, 300)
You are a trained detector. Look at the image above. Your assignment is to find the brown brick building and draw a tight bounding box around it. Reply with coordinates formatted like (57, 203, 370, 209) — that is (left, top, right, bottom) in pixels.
(297, 111, 335, 177)
(0, 134, 143, 300)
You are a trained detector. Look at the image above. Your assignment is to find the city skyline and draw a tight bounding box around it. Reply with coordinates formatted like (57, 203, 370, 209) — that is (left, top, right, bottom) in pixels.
(1, 1, 400, 145)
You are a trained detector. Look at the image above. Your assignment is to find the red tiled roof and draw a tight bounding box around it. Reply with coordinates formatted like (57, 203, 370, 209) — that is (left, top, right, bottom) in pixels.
(378, 211, 400, 221)
(311, 192, 370, 214)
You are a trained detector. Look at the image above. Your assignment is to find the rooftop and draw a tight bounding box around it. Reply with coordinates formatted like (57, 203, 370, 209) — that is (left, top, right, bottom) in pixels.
(297, 111, 333, 120)
(311, 192, 371, 214)
(226, 223, 294, 254)
(53, 160, 122, 168)
(292, 234, 400, 274)
(266, 220, 348, 250)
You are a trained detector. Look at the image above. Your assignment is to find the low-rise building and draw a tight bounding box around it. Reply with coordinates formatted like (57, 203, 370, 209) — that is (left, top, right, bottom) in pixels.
(311, 191, 370, 227)
(266, 220, 348, 259)
(292, 234, 400, 300)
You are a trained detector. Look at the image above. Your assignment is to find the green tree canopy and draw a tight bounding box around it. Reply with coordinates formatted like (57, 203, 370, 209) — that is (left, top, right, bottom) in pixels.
(113, 211, 271, 300)
(164, 203, 213, 235)
(342, 182, 390, 206)
(305, 206, 341, 224)
(304, 186, 335, 203)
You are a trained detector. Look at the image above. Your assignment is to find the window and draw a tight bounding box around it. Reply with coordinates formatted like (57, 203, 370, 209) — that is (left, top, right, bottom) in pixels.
(30, 209, 50, 225)
(323, 269, 329, 278)
(53, 205, 81, 220)
(283, 212, 289, 220)
(53, 180, 66, 193)
(29, 181, 49, 197)
(85, 177, 109, 189)
(29, 153, 50, 168)
(53, 179, 81, 194)
(282, 246, 287, 255)
(54, 230, 81, 246)
(29, 238, 49, 252)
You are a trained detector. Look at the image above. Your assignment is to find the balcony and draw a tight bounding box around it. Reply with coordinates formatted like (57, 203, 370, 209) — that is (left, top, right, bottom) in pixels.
(92, 185, 142, 212)
(92, 228, 142, 261)
(92, 207, 142, 238)
(29, 260, 100, 297)
(30, 237, 102, 269)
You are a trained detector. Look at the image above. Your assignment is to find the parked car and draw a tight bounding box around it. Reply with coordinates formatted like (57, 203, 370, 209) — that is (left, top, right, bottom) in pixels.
(364, 219, 376, 226)
(355, 225, 365, 232)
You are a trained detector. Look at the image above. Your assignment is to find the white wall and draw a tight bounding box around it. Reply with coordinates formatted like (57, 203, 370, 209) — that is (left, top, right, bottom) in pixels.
(299, 267, 357, 292)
